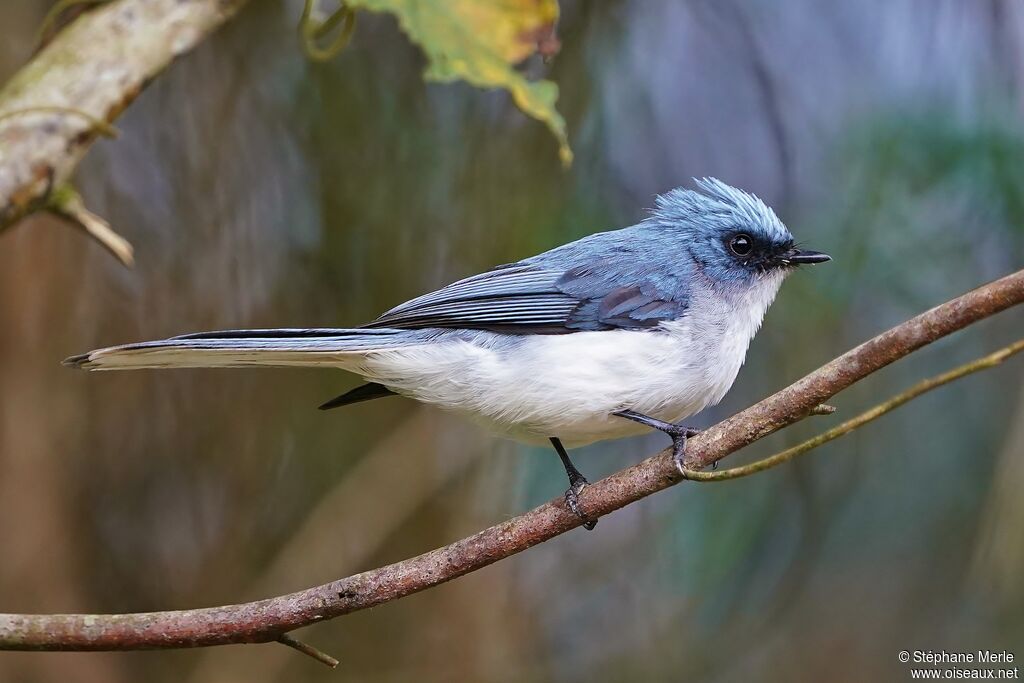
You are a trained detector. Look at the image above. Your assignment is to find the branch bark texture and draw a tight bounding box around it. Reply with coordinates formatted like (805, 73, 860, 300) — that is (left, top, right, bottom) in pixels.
(0, 0, 250, 232)
(1, 268, 1022, 652)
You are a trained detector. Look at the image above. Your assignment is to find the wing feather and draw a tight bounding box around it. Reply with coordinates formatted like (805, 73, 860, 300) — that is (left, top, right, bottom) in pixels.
(364, 256, 689, 334)
(366, 265, 579, 331)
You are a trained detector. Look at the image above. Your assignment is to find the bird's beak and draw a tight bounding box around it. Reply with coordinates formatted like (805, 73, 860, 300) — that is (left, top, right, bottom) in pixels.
(779, 248, 831, 266)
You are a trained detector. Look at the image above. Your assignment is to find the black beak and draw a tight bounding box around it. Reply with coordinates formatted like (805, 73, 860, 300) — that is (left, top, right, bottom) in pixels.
(779, 249, 831, 266)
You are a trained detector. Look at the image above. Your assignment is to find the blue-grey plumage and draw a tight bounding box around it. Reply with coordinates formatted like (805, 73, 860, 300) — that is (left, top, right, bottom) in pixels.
(66, 178, 829, 454)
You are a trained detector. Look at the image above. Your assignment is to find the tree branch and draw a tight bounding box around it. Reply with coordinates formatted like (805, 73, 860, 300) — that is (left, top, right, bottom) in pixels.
(683, 337, 1024, 481)
(274, 633, 339, 669)
(0, 0, 251, 248)
(47, 183, 134, 266)
(0, 268, 1021, 655)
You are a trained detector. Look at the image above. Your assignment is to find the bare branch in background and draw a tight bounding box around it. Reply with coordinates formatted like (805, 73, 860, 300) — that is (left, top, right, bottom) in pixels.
(0, 0, 251, 259)
(0, 268, 1020, 659)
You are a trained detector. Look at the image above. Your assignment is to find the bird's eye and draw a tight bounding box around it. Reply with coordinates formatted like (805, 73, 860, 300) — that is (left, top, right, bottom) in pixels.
(729, 234, 753, 256)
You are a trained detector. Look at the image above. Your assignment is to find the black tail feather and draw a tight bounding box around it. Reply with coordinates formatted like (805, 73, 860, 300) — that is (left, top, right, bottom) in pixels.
(318, 382, 396, 410)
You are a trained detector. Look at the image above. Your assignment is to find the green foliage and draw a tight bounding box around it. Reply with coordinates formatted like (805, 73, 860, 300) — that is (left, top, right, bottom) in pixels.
(845, 112, 1024, 232)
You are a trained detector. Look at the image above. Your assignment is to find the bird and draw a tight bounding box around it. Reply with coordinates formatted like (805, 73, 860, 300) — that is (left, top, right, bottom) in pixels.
(65, 178, 830, 529)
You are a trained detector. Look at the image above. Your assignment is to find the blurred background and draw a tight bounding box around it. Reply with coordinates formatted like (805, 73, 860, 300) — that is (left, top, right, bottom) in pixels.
(1, 1, 1023, 681)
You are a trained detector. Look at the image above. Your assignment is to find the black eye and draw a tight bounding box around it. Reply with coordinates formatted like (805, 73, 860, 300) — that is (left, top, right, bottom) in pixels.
(729, 234, 753, 256)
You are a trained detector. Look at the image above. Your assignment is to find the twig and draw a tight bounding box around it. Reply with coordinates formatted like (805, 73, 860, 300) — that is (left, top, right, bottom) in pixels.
(683, 338, 1024, 482)
(298, 0, 357, 62)
(275, 633, 338, 668)
(47, 184, 134, 267)
(0, 269, 1020, 655)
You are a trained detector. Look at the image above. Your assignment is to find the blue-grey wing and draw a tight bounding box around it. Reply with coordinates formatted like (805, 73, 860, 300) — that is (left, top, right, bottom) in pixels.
(557, 261, 688, 331)
(365, 257, 689, 333)
(365, 264, 578, 332)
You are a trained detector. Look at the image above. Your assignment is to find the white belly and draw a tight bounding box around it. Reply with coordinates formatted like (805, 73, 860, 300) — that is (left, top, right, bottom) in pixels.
(348, 319, 749, 447)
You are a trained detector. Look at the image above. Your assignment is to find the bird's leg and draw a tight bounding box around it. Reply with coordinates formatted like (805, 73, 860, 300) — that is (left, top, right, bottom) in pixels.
(613, 409, 700, 475)
(549, 437, 597, 530)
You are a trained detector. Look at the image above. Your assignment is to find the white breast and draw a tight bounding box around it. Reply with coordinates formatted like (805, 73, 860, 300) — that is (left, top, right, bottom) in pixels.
(350, 272, 786, 448)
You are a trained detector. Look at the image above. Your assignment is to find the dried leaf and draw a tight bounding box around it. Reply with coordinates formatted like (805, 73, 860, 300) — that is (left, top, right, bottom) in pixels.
(347, 0, 572, 166)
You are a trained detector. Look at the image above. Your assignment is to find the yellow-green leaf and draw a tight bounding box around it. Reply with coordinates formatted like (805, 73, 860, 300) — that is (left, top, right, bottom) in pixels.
(346, 0, 572, 166)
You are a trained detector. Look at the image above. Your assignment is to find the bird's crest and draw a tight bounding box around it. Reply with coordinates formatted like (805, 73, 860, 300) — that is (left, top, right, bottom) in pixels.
(650, 177, 790, 243)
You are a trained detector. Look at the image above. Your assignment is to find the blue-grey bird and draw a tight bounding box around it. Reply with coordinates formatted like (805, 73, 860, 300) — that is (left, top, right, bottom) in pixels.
(66, 178, 829, 529)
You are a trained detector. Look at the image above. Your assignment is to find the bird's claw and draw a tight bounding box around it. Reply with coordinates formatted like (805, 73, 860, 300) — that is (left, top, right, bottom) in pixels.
(671, 433, 688, 476)
(550, 436, 597, 531)
(564, 477, 597, 531)
(612, 409, 700, 476)
(668, 426, 700, 476)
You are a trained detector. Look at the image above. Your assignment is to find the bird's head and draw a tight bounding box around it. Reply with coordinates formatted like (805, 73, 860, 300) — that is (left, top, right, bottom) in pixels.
(651, 178, 830, 287)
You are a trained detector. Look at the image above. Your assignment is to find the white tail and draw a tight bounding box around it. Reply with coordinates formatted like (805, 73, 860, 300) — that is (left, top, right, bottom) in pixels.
(64, 328, 420, 371)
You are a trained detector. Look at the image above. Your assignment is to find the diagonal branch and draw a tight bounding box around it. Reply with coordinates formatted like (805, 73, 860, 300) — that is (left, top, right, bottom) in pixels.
(0, 268, 1021, 655)
(0, 0, 251, 246)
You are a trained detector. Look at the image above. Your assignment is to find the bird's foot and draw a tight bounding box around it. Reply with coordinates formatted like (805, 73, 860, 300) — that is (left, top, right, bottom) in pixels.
(613, 409, 700, 476)
(668, 428, 700, 476)
(564, 473, 597, 531)
(550, 437, 597, 530)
